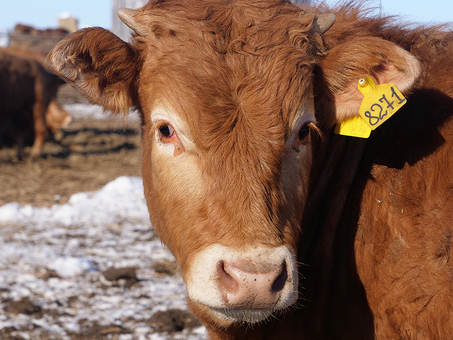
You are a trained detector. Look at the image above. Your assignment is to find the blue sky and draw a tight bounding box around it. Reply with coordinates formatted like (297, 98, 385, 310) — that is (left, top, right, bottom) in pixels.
(324, 0, 452, 26)
(0, 0, 111, 32)
(0, 0, 451, 33)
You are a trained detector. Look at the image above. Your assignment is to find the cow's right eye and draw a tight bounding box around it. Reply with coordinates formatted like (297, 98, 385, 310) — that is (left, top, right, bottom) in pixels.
(154, 120, 185, 156)
(159, 124, 175, 139)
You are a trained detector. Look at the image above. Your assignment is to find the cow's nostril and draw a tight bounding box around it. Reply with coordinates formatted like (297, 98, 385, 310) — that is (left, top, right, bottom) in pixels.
(271, 262, 287, 293)
(216, 259, 288, 307)
(217, 261, 239, 294)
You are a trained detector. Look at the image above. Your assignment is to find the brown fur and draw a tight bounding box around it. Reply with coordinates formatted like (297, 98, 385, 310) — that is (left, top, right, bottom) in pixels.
(46, 0, 453, 338)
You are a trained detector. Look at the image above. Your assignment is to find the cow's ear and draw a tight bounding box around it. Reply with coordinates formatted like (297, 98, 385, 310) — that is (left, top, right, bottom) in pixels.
(318, 36, 421, 125)
(46, 27, 141, 114)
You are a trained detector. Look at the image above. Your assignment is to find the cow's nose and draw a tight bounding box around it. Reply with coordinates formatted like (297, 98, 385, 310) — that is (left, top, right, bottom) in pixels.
(217, 260, 288, 308)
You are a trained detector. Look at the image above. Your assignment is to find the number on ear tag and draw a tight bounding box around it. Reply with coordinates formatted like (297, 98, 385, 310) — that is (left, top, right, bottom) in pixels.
(335, 77, 407, 138)
(358, 76, 407, 130)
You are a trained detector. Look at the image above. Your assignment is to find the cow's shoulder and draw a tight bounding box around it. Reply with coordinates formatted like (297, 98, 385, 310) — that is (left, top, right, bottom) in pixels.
(355, 88, 453, 338)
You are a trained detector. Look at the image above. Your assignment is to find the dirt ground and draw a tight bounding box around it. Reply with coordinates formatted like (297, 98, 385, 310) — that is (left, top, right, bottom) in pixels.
(0, 117, 142, 208)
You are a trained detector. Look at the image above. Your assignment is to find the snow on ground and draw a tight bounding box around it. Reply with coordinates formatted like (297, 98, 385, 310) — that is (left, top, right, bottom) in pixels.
(62, 103, 112, 121)
(0, 176, 207, 340)
(63, 103, 140, 122)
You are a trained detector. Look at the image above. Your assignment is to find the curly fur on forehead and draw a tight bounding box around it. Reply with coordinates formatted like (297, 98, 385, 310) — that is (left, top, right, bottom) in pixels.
(134, 0, 323, 155)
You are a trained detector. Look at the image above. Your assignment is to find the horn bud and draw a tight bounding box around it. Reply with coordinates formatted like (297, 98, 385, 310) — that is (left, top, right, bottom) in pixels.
(312, 14, 337, 34)
(117, 8, 147, 37)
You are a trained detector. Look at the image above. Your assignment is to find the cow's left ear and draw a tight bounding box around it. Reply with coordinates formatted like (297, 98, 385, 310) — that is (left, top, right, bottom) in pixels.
(318, 36, 422, 125)
(46, 27, 141, 114)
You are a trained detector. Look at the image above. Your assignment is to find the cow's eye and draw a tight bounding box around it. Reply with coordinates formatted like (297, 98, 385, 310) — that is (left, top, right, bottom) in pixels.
(159, 124, 175, 139)
(298, 124, 310, 141)
(156, 122, 185, 155)
(292, 123, 314, 152)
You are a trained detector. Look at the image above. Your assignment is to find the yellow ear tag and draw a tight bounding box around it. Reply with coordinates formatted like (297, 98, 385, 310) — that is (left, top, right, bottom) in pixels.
(358, 76, 407, 130)
(335, 77, 407, 138)
(334, 115, 372, 138)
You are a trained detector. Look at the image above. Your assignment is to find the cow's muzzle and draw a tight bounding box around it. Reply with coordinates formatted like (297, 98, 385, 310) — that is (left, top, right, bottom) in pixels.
(186, 245, 298, 324)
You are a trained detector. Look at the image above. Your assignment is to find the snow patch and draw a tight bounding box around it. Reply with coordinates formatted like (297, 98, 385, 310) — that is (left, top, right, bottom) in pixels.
(50, 257, 97, 277)
(0, 176, 207, 339)
(63, 103, 140, 122)
(0, 176, 149, 228)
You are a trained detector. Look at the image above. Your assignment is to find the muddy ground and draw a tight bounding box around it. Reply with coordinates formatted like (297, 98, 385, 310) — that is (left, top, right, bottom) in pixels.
(0, 117, 142, 208)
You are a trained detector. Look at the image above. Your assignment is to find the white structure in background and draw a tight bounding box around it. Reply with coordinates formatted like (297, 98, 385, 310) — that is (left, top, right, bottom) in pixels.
(112, 0, 312, 41)
(0, 30, 9, 47)
(58, 12, 79, 33)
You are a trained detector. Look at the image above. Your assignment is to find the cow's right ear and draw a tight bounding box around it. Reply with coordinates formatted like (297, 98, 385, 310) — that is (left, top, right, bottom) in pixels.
(46, 27, 141, 114)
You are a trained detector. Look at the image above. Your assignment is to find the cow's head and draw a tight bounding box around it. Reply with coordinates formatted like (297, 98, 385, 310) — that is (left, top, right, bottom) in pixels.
(46, 0, 420, 329)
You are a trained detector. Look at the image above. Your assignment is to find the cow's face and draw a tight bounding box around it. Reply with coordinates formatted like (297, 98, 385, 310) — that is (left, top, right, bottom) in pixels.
(46, 0, 421, 329)
(139, 58, 316, 324)
(135, 8, 322, 324)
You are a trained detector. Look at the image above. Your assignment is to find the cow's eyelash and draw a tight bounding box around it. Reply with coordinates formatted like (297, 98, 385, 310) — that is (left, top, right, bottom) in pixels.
(292, 122, 323, 152)
(307, 122, 323, 140)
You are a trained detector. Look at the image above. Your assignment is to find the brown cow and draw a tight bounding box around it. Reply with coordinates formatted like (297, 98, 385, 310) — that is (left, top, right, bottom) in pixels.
(0, 48, 70, 159)
(0, 98, 72, 158)
(46, 0, 453, 339)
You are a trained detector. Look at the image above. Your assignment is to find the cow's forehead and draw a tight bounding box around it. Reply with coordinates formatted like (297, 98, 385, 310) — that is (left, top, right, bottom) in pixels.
(132, 0, 322, 173)
(141, 54, 315, 153)
(135, 0, 320, 71)
(137, 2, 319, 149)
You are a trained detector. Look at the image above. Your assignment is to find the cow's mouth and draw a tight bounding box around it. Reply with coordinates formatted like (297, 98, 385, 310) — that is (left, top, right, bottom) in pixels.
(209, 307, 274, 324)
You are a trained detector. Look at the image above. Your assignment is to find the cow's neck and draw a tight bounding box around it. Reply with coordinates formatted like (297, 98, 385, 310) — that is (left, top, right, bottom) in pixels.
(296, 131, 375, 337)
(300, 131, 367, 257)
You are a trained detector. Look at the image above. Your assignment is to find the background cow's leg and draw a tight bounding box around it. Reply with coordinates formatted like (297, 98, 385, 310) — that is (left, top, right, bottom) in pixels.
(15, 132, 25, 161)
(29, 79, 46, 159)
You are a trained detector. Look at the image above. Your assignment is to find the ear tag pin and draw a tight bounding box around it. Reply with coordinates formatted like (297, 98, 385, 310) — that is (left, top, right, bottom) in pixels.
(335, 77, 407, 138)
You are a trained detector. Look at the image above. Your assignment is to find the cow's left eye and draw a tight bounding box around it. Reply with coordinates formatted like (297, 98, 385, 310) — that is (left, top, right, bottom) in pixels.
(292, 123, 314, 152)
(298, 124, 310, 141)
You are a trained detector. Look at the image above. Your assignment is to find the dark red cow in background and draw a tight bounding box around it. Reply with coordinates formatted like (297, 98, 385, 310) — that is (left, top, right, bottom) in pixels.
(0, 48, 71, 159)
(46, 0, 453, 339)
